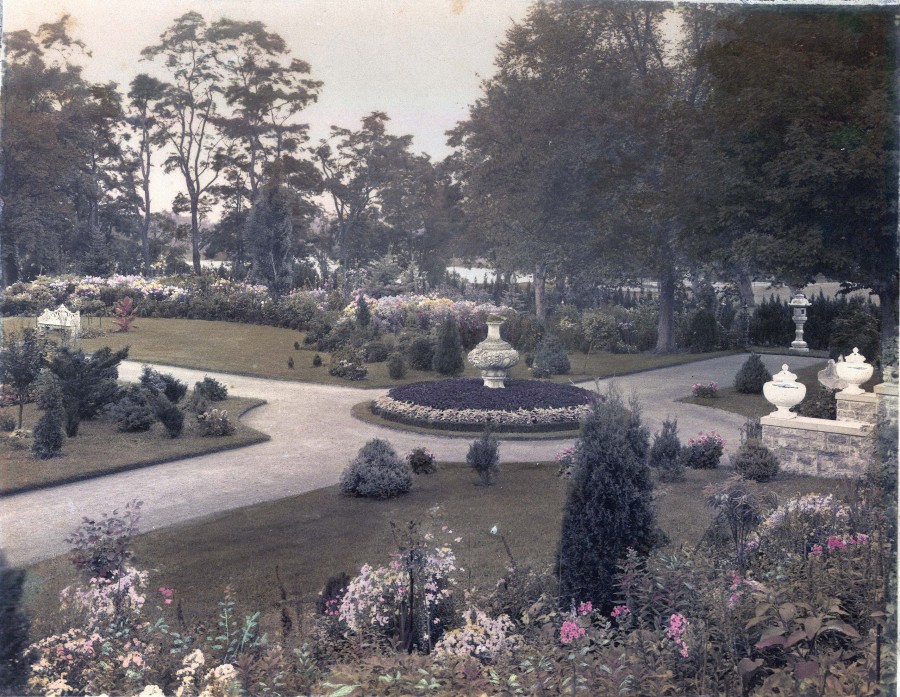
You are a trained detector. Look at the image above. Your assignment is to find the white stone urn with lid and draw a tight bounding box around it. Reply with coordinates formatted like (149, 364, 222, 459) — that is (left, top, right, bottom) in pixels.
(763, 364, 807, 419)
(835, 347, 874, 395)
(467, 319, 519, 388)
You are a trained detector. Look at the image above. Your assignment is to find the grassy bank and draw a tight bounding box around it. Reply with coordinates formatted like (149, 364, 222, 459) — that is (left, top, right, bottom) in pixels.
(0, 396, 268, 495)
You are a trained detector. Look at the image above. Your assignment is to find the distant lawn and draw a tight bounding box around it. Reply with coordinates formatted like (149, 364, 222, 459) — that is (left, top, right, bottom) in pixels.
(0, 395, 268, 495)
(22, 462, 843, 641)
(2, 317, 738, 388)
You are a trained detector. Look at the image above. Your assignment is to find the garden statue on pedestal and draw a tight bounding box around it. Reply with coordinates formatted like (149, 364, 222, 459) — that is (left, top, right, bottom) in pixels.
(467, 317, 519, 388)
(762, 364, 807, 419)
(835, 348, 874, 395)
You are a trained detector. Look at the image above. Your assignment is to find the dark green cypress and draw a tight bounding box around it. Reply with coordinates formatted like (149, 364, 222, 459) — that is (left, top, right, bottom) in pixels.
(557, 392, 657, 611)
(432, 316, 464, 376)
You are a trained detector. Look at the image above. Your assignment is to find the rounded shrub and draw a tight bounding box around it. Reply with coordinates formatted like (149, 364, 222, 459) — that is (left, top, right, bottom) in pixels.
(532, 335, 570, 378)
(648, 418, 683, 481)
(154, 398, 184, 438)
(194, 376, 228, 402)
(340, 438, 413, 499)
(733, 439, 779, 482)
(734, 354, 771, 394)
(387, 353, 407, 380)
(680, 431, 725, 469)
(109, 386, 157, 433)
(140, 365, 187, 404)
(795, 386, 837, 419)
(407, 337, 435, 371)
(363, 341, 389, 363)
(467, 429, 499, 485)
(406, 447, 436, 474)
(312, 353, 323, 367)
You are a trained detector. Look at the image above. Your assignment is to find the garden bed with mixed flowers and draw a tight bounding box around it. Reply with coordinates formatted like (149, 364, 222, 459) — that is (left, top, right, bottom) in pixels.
(372, 378, 595, 432)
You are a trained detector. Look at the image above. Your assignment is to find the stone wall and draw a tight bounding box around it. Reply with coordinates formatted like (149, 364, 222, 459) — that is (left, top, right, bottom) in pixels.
(761, 416, 873, 478)
(835, 392, 876, 426)
(875, 382, 898, 423)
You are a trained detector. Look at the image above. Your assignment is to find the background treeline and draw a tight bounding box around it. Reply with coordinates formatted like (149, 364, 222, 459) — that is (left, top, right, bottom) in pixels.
(1, 4, 896, 352)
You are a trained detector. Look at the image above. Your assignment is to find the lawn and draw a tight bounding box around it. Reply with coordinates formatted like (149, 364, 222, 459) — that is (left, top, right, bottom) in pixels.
(0, 396, 268, 495)
(22, 462, 843, 642)
(2, 316, 739, 387)
(678, 361, 882, 420)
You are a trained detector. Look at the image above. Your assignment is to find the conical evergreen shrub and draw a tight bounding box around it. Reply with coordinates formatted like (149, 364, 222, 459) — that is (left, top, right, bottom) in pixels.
(432, 316, 464, 376)
(734, 353, 771, 394)
(648, 418, 683, 481)
(557, 392, 657, 611)
(31, 370, 65, 459)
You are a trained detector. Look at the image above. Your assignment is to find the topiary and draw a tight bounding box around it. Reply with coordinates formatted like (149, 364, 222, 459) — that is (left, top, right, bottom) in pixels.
(109, 386, 157, 433)
(31, 370, 65, 459)
(734, 353, 771, 394)
(732, 439, 779, 482)
(340, 439, 412, 499)
(387, 353, 407, 380)
(532, 335, 570, 377)
(288, 356, 295, 369)
(194, 376, 228, 401)
(466, 429, 499, 485)
(294, 340, 301, 351)
(648, 418, 683, 481)
(312, 353, 323, 367)
(557, 391, 657, 612)
(407, 337, 435, 371)
(432, 316, 464, 376)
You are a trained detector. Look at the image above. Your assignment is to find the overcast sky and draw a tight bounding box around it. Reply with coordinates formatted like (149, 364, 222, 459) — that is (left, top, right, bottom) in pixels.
(4, 0, 532, 213)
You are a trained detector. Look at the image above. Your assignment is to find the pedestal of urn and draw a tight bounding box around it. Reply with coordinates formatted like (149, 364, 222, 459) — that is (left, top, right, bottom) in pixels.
(467, 320, 519, 388)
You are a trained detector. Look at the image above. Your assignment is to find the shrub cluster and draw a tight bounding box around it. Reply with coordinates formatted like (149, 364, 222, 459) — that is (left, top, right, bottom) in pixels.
(109, 385, 157, 433)
(406, 447, 436, 474)
(680, 431, 725, 469)
(140, 366, 187, 404)
(340, 439, 412, 499)
(193, 376, 228, 402)
(328, 348, 368, 381)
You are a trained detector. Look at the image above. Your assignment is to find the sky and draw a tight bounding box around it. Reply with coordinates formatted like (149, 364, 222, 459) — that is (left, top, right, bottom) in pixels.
(3, 0, 532, 214)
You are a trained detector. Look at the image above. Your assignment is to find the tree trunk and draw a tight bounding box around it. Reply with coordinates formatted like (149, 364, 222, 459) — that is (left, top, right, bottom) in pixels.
(655, 268, 676, 353)
(534, 263, 547, 325)
(877, 281, 898, 343)
(190, 201, 201, 275)
(734, 268, 756, 308)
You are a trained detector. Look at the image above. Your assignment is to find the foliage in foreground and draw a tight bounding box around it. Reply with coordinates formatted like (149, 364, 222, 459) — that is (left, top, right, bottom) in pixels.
(14, 473, 894, 697)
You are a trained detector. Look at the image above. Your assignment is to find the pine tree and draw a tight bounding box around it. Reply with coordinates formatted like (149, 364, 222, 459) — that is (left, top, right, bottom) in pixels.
(557, 391, 657, 611)
(356, 294, 371, 328)
(432, 316, 464, 376)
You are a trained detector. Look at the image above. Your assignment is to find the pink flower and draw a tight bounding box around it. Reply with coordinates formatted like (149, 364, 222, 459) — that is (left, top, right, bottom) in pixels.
(666, 613, 689, 658)
(577, 601, 593, 616)
(827, 535, 847, 553)
(560, 619, 585, 645)
(611, 604, 630, 619)
(810, 544, 824, 556)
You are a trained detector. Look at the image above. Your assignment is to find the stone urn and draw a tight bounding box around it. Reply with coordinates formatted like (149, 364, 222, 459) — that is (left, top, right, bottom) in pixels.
(467, 320, 519, 388)
(763, 364, 807, 419)
(835, 347, 874, 395)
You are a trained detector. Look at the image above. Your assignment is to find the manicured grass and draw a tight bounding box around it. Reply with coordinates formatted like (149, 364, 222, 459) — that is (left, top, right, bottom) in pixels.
(0, 396, 268, 495)
(678, 362, 881, 420)
(22, 462, 842, 642)
(2, 316, 739, 387)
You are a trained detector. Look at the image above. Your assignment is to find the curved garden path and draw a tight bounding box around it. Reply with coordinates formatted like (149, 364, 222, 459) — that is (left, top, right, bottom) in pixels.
(0, 353, 823, 567)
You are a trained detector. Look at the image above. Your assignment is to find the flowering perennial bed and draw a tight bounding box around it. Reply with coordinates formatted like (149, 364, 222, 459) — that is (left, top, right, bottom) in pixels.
(373, 378, 594, 432)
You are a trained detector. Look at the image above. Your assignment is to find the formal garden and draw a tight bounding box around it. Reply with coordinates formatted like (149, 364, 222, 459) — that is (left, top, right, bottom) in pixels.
(2, 2, 899, 696)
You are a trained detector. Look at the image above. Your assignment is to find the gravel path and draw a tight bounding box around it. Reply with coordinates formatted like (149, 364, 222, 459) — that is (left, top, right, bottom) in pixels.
(0, 353, 823, 567)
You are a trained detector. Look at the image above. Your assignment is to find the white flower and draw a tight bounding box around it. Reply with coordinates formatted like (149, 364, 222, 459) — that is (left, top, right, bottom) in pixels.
(490, 525, 498, 535)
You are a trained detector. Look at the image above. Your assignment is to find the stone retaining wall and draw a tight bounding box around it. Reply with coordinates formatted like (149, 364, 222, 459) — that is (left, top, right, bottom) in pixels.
(760, 415, 873, 478)
(835, 392, 876, 425)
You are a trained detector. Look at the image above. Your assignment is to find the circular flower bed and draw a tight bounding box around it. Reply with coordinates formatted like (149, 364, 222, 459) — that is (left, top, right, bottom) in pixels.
(372, 378, 595, 433)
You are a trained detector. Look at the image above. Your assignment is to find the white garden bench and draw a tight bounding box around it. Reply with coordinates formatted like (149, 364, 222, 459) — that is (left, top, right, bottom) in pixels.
(37, 305, 81, 338)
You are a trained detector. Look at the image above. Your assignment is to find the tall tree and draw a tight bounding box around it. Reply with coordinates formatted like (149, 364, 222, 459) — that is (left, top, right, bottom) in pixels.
(700, 10, 899, 338)
(141, 12, 232, 275)
(245, 168, 297, 297)
(208, 19, 322, 204)
(313, 112, 419, 269)
(124, 74, 167, 275)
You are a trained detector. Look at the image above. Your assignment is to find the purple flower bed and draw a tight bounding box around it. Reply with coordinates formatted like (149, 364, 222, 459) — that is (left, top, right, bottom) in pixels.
(388, 378, 594, 411)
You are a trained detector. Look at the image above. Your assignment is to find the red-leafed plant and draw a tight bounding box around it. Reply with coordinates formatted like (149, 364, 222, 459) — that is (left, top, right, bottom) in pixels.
(112, 296, 138, 332)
